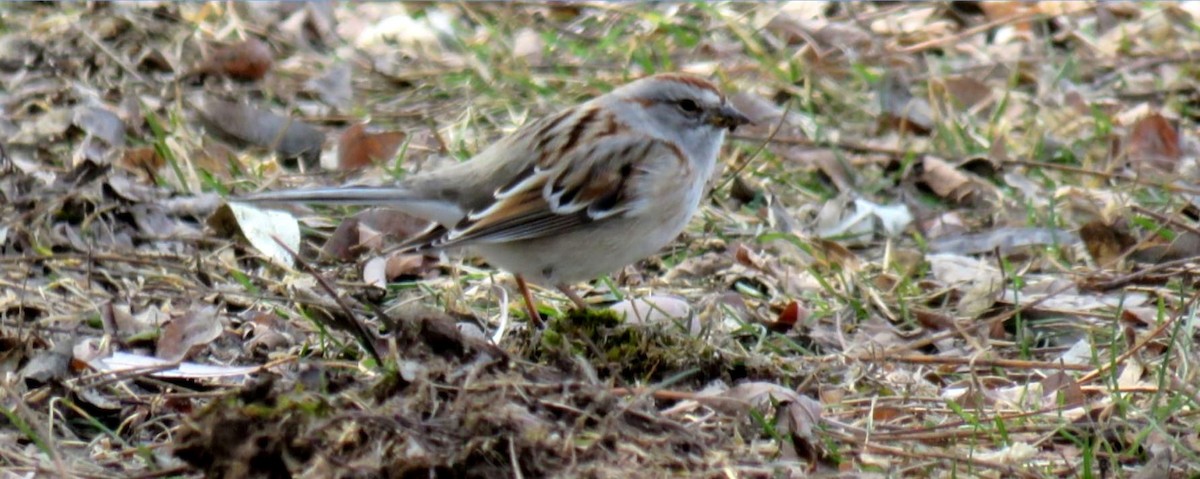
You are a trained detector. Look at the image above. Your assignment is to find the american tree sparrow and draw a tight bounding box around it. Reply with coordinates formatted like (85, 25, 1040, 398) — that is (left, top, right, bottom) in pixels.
(241, 73, 749, 323)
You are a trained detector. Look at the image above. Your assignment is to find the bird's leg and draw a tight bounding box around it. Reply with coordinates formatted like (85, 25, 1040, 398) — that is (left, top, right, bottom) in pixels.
(556, 284, 588, 310)
(515, 275, 543, 326)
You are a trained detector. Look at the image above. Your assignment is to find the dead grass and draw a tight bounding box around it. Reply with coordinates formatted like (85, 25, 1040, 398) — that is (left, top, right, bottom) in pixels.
(2, 2, 1200, 478)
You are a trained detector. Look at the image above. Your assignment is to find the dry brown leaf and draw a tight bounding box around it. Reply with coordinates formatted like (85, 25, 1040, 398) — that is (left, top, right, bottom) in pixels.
(1079, 220, 1135, 267)
(102, 302, 168, 340)
(117, 146, 164, 178)
(194, 38, 273, 81)
(322, 209, 430, 260)
(363, 253, 431, 288)
(338, 123, 407, 170)
(242, 310, 293, 354)
(912, 308, 957, 332)
(191, 140, 241, 179)
(765, 300, 805, 333)
(871, 406, 905, 422)
(936, 76, 995, 114)
(157, 305, 224, 363)
(386, 253, 429, 278)
(1040, 371, 1085, 406)
(322, 217, 364, 261)
(920, 211, 968, 240)
(919, 156, 971, 200)
(1122, 113, 1181, 173)
(977, 2, 1038, 37)
(712, 382, 823, 455)
(810, 149, 855, 192)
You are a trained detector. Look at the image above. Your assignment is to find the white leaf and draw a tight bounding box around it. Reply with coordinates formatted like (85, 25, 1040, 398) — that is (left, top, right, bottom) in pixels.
(227, 202, 301, 267)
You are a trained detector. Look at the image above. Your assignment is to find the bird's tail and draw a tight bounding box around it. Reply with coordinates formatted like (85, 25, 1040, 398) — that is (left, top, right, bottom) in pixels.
(238, 187, 415, 206)
(236, 187, 463, 226)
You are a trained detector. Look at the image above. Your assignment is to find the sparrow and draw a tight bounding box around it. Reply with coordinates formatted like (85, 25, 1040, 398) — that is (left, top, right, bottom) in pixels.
(239, 73, 749, 323)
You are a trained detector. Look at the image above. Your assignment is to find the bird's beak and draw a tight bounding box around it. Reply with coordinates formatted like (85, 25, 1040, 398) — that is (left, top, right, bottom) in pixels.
(708, 104, 751, 131)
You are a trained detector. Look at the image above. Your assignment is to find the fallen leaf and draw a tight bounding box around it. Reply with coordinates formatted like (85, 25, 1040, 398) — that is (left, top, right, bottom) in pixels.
(90, 351, 258, 379)
(912, 308, 957, 331)
(338, 123, 406, 170)
(304, 63, 352, 109)
(1040, 371, 1085, 407)
(74, 105, 126, 148)
(811, 197, 913, 245)
(191, 140, 241, 179)
(19, 340, 73, 387)
(766, 300, 805, 333)
(210, 202, 302, 267)
(363, 256, 388, 289)
(1123, 112, 1181, 173)
(322, 209, 431, 261)
(609, 295, 696, 333)
(929, 253, 1002, 287)
(9, 108, 73, 145)
(242, 310, 293, 354)
(386, 253, 429, 279)
(194, 38, 273, 81)
(707, 382, 823, 461)
(117, 146, 164, 178)
(919, 156, 972, 201)
(935, 75, 994, 110)
(157, 305, 224, 363)
(195, 96, 325, 165)
(879, 75, 933, 134)
(1079, 220, 1135, 267)
(323, 217, 365, 261)
(362, 252, 429, 289)
(978, 2, 1038, 37)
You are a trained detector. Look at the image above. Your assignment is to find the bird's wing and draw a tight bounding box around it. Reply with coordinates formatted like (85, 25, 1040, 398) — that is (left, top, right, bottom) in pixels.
(401, 134, 684, 250)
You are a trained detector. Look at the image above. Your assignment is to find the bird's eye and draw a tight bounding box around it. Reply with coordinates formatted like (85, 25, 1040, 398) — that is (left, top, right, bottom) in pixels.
(677, 99, 700, 113)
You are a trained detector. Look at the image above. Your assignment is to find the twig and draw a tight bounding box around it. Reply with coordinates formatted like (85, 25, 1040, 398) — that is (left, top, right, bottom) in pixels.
(1006, 159, 1200, 196)
(272, 237, 383, 366)
(76, 26, 146, 83)
(896, 10, 1045, 55)
(847, 353, 1092, 371)
(1085, 256, 1200, 291)
(826, 429, 1042, 479)
(1130, 204, 1200, 240)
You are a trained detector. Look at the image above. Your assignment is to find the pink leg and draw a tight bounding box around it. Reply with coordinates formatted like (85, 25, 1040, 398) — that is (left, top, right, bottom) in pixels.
(556, 284, 587, 310)
(515, 275, 543, 326)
